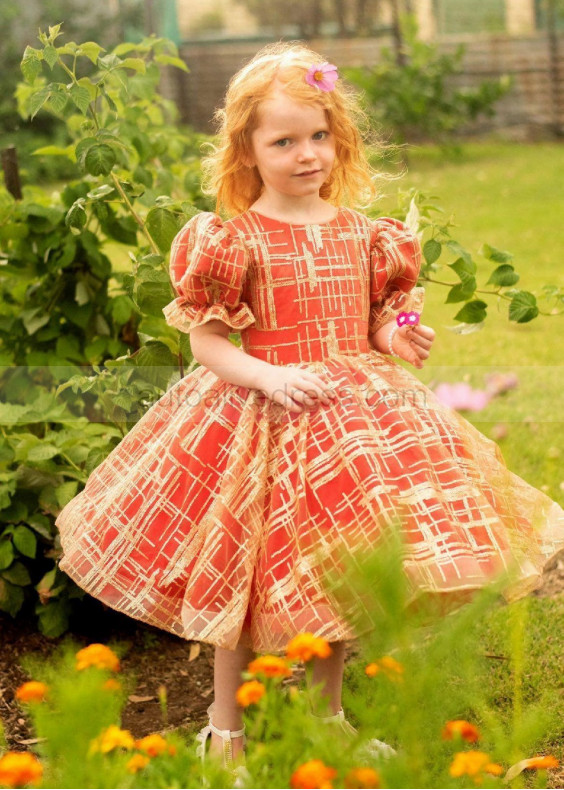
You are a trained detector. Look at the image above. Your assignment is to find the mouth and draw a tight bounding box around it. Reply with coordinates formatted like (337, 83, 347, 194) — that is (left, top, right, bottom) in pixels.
(295, 169, 321, 177)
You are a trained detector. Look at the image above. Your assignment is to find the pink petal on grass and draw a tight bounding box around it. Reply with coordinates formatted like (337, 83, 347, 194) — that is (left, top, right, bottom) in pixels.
(433, 382, 492, 412)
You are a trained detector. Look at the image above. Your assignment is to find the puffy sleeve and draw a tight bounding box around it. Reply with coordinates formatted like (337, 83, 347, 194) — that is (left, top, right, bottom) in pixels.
(368, 217, 425, 335)
(162, 212, 256, 333)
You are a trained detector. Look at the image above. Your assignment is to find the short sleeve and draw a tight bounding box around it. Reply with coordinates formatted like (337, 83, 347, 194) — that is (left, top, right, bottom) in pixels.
(162, 212, 256, 333)
(368, 217, 425, 335)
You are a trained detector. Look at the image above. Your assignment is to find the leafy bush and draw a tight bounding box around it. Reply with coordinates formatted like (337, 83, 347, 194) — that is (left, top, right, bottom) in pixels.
(344, 15, 512, 150)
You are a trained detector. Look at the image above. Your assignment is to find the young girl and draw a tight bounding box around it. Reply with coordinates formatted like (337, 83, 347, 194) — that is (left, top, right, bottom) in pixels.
(55, 41, 564, 777)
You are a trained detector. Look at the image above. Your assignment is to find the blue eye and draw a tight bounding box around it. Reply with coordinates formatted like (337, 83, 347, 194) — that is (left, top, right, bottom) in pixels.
(314, 131, 329, 139)
(275, 139, 290, 147)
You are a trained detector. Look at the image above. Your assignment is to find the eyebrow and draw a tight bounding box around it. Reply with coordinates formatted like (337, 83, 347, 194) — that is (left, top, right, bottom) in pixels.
(264, 127, 330, 141)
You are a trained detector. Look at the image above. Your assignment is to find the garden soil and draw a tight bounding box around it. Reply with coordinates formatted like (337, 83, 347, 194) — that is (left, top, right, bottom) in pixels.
(1, 551, 563, 785)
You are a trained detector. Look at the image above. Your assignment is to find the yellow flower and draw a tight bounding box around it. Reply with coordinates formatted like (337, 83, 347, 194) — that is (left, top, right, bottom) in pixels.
(75, 643, 120, 672)
(364, 656, 403, 682)
(134, 734, 169, 757)
(236, 679, 266, 707)
(291, 758, 338, 789)
(0, 751, 43, 788)
(15, 682, 49, 704)
(344, 766, 381, 788)
(286, 633, 332, 662)
(126, 754, 150, 773)
(88, 725, 135, 755)
(247, 655, 293, 678)
(449, 750, 503, 783)
(442, 719, 481, 744)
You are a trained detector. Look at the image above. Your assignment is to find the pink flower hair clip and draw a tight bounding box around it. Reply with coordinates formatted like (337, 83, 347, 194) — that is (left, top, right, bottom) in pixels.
(397, 311, 420, 328)
(305, 62, 339, 92)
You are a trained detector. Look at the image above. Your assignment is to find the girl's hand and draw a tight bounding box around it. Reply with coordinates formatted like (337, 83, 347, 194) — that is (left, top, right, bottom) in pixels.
(390, 323, 435, 369)
(257, 367, 337, 414)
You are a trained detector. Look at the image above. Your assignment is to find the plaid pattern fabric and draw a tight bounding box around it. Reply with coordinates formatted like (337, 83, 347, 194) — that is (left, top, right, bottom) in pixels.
(55, 208, 564, 653)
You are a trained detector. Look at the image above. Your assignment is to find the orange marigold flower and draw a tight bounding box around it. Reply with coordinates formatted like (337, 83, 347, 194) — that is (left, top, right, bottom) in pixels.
(15, 682, 49, 704)
(102, 678, 121, 692)
(126, 753, 150, 773)
(88, 725, 135, 755)
(521, 755, 559, 770)
(291, 758, 338, 789)
(236, 679, 266, 707)
(247, 655, 293, 678)
(365, 656, 404, 682)
(442, 719, 481, 744)
(344, 766, 381, 788)
(449, 750, 503, 781)
(0, 751, 43, 788)
(134, 734, 168, 757)
(286, 633, 332, 663)
(75, 643, 120, 672)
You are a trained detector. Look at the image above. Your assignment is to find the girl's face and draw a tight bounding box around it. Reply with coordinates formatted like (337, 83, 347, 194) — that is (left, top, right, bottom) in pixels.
(246, 90, 336, 206)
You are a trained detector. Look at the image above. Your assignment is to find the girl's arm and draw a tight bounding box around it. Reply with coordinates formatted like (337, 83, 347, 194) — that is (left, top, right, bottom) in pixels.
(190, 320, 335, 413)
(190, 320, 276, 390)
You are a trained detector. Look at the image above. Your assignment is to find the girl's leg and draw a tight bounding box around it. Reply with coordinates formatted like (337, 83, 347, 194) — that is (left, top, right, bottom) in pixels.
(308, 640, 346, 715)
(209, 641, 255, 760)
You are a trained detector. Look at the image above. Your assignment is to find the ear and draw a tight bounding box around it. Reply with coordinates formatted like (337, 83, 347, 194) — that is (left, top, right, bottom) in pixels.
(242, 151, 256, 168)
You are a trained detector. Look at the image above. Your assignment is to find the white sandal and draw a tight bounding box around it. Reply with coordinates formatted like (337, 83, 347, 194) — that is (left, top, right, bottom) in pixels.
(310, 706, 397, 760)
(195, 703, 250, 787)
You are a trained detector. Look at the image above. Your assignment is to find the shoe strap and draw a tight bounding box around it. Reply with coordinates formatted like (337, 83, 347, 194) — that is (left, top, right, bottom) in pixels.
(208, 719, 246, 740)
(310, 707, 345, 723)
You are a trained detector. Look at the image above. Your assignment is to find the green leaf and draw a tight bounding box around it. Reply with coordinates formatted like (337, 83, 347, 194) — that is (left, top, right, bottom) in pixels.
(21, 308, 50, 335)
(27, 444, 60, 463)
(509, 291, 539, 323)
(449, 256, 477, 279)
(453, 300, 488, 323)
(77, 41, 105, 65)
(480, 243, 514, 263)
(486, 264, 520, 287)
(145, 207, 179, 253)
(0, 539, 15, 571)
(56, 481, 79, 508)
(48, 23, 63, 40)
(446, 240, 473, 265)
(86, 184, 115, 200)
(2, 561, 32, 587)
(423, 238, 441, 265)
(28, 86, 51, 120)
(69, 84, 91, 115)
(28, 514, 53, 540)
(36, 599, 71, 638)
(13, 525, 37, 559)
(113, 42, 141, 56)
(49, 86, 68, 114)
(65, 200, 87, 230)
(445, 279, 477, 303)
(119, 57, 146, 73)
(154, 54, 189, 72)
(84, 144, 116, 176)
(33, 144, 76, 161)
(0, 578, 25, 617)
(43, 44, 58, 70)
(21, 50, 42, 84)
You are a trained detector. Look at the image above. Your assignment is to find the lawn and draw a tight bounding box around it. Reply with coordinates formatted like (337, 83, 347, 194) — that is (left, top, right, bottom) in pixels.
(375, 141, 564, 510)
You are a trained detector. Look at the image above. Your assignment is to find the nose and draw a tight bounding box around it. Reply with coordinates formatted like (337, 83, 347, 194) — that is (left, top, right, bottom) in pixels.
(297, 140, 316, 162)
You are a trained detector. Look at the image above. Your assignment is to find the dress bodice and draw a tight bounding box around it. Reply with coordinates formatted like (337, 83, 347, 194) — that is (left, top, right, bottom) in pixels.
(162, 206, 424, 365)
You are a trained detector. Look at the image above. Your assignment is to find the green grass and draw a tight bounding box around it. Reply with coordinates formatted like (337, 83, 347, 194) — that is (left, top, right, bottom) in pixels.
(375, 141, 564, 509)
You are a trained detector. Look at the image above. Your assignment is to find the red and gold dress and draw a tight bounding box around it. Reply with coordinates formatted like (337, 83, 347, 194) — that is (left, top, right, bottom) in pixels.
(55, 207, 564, 653)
